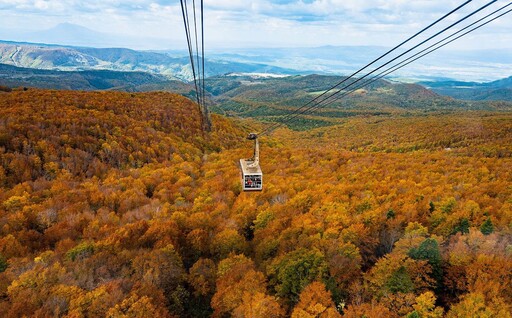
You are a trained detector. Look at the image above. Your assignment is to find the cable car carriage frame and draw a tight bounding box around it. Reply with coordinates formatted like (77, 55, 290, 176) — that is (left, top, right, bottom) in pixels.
(239, 133, 263, 191)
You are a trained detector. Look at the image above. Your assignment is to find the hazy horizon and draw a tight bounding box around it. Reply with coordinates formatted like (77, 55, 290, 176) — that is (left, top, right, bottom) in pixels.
(1, 0, 511, 82)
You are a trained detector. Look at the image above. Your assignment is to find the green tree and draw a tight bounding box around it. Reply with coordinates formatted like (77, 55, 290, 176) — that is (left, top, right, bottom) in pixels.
(453, 218, 470, 235)
(0, 253, 7, 272)
(480, 217, 494, 235)
(429, 202, 435, 213)
(269, 248, 328, 304)
(408, 238, 443, 284)
(385, 266, 414, 294)
(407, 312, 421, 318)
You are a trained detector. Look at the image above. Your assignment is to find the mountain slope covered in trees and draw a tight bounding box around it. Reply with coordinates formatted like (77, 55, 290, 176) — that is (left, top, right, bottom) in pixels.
(0, 63, 191, 92)
(207, 74, 512, 130)
(0, 89, 511, 317)
(0, 63, 198, 94)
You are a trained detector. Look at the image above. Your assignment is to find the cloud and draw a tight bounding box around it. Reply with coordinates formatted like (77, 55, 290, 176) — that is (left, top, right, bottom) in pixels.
(0, 0, 173, 15)
(200, 0, 512, 48)
(0, 0, 510, 50)
(205, 0, 457, 23)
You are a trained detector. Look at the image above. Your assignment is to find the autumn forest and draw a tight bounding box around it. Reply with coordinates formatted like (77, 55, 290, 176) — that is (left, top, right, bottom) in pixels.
(0, 88, 511, 317)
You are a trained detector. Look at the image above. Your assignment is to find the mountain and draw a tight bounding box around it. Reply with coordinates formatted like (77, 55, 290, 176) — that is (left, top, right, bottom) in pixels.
(420, 76, 512, 101)
(2, 38, 510, 84)
(205, 74, 511, 130)
(204, 46, 385, 75)
(489, 76, 512, 88)
(0, 63, 191, 92)
(28, 23, 109, 48)
(0, 41, 301, 81)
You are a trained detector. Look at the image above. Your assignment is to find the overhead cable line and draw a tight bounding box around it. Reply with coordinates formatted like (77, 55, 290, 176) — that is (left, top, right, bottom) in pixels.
(192, 0, 202, 101)
(192, 0, 207, 110)
(179, 0, 211, 131)
(180, 0, 201, 108)
(306, 1, 512, 110)
(320, 2, 512, 109)
(258, 0, 474, 136)
(260, 0, 499, 136)
(200, 0, 210, 130)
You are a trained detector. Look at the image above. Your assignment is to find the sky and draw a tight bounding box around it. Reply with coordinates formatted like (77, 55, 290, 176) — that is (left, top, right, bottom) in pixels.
(0, 0, 511, 51)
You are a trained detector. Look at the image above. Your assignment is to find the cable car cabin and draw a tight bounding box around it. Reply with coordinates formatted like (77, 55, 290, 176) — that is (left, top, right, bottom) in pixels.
(240, 133, 263, 191)
(240, 158, 262, 191)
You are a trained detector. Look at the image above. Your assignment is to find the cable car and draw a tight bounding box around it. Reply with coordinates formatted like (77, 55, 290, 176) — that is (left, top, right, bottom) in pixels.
(240, 133, 263, 191)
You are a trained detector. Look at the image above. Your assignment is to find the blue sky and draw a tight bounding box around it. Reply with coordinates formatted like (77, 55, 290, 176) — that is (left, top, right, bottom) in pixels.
(0, 0, 511, 50)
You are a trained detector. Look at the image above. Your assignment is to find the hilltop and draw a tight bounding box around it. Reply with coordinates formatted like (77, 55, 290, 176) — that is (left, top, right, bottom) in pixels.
(0, 89, 511, 317)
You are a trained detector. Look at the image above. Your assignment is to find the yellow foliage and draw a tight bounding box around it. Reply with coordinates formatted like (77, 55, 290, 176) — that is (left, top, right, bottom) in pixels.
(446, 292, 511, 318)
(410, 291, 444, 318)
(1, 90, 511, 316)
(291, 282, 341, 318)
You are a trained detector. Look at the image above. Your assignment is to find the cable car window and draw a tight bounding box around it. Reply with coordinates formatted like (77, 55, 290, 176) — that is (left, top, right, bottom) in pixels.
(244, 175, 262, 190)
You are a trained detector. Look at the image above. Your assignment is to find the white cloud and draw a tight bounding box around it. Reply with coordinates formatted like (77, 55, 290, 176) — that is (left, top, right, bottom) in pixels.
(0, 0, 510, 50)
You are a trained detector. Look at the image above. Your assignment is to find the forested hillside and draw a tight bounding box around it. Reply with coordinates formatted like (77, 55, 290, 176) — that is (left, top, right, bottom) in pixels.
(207, 74, 512, 130)
(0, 64, 193, 93)
(3, 65, 512, 131)
(0, 89, 511, 317)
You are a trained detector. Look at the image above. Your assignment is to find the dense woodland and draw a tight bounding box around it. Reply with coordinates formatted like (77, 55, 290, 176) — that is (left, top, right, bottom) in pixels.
(0, 89, 511, 317)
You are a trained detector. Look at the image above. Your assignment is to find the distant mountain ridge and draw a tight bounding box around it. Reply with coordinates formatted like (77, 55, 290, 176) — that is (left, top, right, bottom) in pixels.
(0, 40, 300, 81)
(29, 23, 106, 47)
(0, 63, 192, 92)
(2, 35, 511, 85)
(420, 76, 512, 101)
(2, 21, 511, 82)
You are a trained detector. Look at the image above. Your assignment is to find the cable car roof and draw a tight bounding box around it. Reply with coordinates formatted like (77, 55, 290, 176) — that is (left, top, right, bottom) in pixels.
(240, 159, 262, 174)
